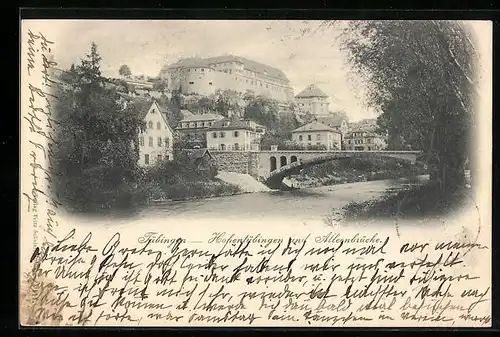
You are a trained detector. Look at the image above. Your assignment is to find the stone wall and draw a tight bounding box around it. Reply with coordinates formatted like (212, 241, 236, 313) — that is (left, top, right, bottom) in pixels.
(212, 151, 261, 178)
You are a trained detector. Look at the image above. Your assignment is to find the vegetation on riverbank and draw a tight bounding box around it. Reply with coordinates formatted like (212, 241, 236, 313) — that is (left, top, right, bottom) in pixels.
(341, 182, 472, 220)
(286, 157, 426, 188)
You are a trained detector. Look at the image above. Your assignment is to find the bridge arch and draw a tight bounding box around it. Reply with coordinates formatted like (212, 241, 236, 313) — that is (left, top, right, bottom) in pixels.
(280, 156, 287, 167)
(263, 151, 420, 189)
(270, 156, 277, 172)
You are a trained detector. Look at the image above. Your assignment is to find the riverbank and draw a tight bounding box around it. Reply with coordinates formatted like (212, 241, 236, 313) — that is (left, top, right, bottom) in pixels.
(341, 181, 473, 220)
(284, 157, 426, 189)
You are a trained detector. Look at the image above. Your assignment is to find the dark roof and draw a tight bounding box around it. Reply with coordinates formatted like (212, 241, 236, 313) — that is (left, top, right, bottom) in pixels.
(209, 117, 255, 131)
(295, 84, 329, 98)
(292, 121, 341, 133)
(130, 98, 153, 119)
(187, 148, 213, 160)
(165, 55, 289, 82)
(316, 115, 347, 128)
(179, 113, 225, 122)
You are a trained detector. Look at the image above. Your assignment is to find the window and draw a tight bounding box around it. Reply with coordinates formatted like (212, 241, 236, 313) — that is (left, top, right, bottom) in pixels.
(212, 132, 217, 138)
(201, 68, 204, 72)
(209, 122, 212, 126)
(157, 122, 161, 130)
(307, 135, 312, 141)
(189, 81, 194, 84)
(151, 108, 155, 113)
(148, 121, 153, 128)
(144, 154, 150, 165)
(220, 144, 226, 150)
(316, 142, 321, 145)
(299, 135, 303, 141)
(209, 82, 213, 85)
(157, 154, 162, 162)
(166, 155, 170, 160)
(220, 132, 225, 138)
(234, 143, 239, 150)
(316, 134, 321, 141)
(157, 137, 162, 147)
(149, 136, 153, 147)
(234, 131, 239, 137)
(165, 137, 170, 147)
(139, 136, 144, 146)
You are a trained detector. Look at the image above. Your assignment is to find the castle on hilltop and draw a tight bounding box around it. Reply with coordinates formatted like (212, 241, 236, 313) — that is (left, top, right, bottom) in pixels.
(158, 55, 295, 103)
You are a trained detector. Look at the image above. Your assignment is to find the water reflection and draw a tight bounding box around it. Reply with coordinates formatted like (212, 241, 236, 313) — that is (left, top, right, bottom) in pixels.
(76, 176, 429, 224)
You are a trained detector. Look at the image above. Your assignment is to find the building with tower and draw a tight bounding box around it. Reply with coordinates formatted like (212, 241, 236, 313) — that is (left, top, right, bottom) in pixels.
(295, 84, 330, 117)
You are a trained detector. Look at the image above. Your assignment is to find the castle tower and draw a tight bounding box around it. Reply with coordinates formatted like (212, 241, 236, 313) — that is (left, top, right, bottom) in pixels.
(295, 84, 330, 117)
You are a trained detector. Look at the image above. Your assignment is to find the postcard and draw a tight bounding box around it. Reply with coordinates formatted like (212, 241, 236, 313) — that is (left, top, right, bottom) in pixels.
(19, 19, 492, 327)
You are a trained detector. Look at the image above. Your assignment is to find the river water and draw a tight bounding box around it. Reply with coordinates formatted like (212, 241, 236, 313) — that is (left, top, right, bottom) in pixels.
(77, 176, 432, 227)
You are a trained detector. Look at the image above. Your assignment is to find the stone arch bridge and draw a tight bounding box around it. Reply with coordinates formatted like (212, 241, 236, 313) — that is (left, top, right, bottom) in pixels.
(210, 149, 422, 190)
(259, 150, 421, 189)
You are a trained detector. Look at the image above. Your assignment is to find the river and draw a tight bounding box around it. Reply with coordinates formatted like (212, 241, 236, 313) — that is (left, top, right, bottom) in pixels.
(75, 175, 435, 228)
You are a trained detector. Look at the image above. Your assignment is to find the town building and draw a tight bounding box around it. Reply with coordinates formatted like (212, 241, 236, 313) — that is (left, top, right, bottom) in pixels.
(175, 112, 225, 147)
(159, 55, 294, 103)
(295, 84, 330, 117)
(291, 122, 342, 150)
(316, 115, 349, 137)
(344, 130, 386, 151)
(132, 99, 175, 166)
(206, 117, 264, 151)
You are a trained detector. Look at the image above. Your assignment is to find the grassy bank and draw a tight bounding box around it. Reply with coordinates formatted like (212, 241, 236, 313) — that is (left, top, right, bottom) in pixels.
(139, 178, 243, 202)
(288, 157, 426, 188)
(342, 182, 472, 220)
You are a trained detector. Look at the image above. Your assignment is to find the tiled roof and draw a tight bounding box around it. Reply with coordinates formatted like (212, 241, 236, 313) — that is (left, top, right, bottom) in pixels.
(295, 84, 329, 98)
(206, 55, 289, 81)
(316, 115, 347, 128)
(166, 55, 289, 82)
(187, 148, 214, 160)
(180, 113, 225, 122)
(130, 98, 153, 119)
(209, 118, 255, 131)
(292, 121, 341, 133)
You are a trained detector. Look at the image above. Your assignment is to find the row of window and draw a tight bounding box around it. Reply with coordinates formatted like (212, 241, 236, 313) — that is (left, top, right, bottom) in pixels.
(348, 138, 372, 144)
(180, 121, 214, 128)
(209, 144, 245, 150)
(298, 134, 322, 141)
(212, 131, 240, 138)
(148, 121, 165, 130)
(143, 153, 170, 165)
(298, 103, 327, 107)
(140, 136, 171, 147)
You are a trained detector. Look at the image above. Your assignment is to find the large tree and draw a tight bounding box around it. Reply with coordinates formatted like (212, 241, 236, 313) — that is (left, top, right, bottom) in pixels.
(333, 20, 478, 190)
(55, 42, 145, 210)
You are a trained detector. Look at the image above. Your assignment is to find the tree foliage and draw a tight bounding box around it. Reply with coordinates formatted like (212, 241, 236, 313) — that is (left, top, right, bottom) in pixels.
(334, 20, 478, 190)
(55, 42, 145, 210)
(118, 64, 132, 78)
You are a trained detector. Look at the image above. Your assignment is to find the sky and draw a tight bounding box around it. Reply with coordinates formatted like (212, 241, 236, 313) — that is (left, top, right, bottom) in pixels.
(25, 20, 492, 122)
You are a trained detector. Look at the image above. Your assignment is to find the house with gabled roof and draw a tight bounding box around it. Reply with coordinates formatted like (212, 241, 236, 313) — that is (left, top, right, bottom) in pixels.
(291, 121, 342, 150)
(295, 84, 330, 117)
(131, 99, 175, 166)
(206, 117, 262, 151)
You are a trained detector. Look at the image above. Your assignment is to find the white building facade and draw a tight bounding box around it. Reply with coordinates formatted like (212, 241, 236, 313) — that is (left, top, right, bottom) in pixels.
(137, 101, 175, 166)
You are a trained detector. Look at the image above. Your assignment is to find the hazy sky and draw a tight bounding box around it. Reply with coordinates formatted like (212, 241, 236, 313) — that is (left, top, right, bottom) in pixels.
(27, 20, 491, 122)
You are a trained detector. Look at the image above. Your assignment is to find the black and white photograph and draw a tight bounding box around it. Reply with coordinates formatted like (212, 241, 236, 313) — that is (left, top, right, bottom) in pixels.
(20, 18, 492, 327)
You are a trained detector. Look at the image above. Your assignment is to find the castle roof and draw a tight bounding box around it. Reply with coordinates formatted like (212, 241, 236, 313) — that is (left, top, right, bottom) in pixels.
(165, 55, 289, 82)
(292, 121, 341, 133)
(295, 84, 329, 98)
